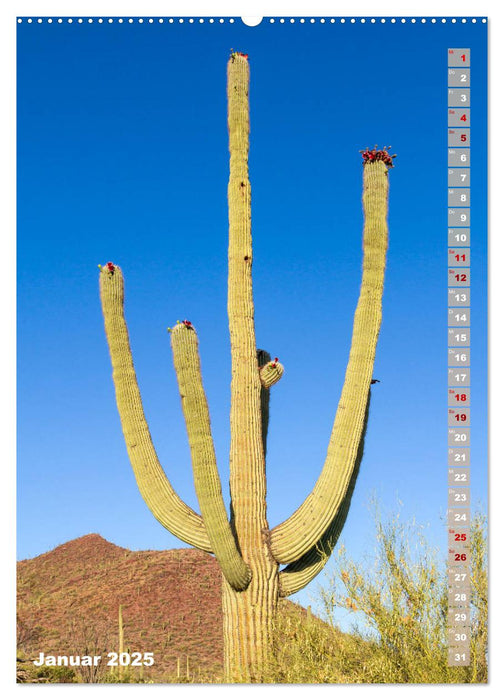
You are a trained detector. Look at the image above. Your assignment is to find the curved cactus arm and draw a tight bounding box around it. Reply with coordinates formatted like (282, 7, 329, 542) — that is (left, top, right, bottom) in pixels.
(259, 357, 284, 389)
(270, 160, 390, 564)
(278, 392, 370, 597)
(99, 265, 211, 552)
(169, 321, 252, 591)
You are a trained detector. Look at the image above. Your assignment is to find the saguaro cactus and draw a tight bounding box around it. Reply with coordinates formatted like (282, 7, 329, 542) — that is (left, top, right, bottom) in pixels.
(99, 52, 393, 682)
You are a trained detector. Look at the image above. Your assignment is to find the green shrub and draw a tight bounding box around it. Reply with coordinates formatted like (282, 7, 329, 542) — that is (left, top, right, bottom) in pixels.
(34, 665, 77, 683)
(318, 508, 488, 683)
(265, 507, 487, 684)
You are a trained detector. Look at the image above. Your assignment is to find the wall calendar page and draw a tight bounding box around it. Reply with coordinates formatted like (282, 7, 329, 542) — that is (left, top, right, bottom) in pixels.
(15, 4, 490, 687)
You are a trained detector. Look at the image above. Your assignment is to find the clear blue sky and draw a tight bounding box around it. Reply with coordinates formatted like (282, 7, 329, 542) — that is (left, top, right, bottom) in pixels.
(17, 17, 488, 614)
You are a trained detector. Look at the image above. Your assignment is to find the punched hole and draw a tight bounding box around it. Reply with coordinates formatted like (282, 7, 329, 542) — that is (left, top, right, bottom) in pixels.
(241, 16, 263, 26)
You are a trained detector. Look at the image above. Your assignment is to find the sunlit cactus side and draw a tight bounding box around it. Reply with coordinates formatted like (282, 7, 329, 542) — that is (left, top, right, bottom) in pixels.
(99, 51, 392, 682)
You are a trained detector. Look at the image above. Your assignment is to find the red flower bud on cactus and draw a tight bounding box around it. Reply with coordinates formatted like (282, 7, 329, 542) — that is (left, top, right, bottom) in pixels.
(106, 262, 115, 273)
(361, 146, 396, 169)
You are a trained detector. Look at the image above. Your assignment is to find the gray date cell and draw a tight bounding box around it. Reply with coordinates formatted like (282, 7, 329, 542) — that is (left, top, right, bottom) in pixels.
(447, 606, 471, 629)
(448, 546, 471, 566)
(448, 348, 470, 367)
(448, 228, 470, 245)
(448, 465, 471, 483)
(448, 148, 470, 166)
(448, 308, 471, 328)
(448, 128, 470, 147)
(448, 208, 471, 226)
(448, 612, 470, 634)
(448, 308, 470, 326)
(448, 565, 471, 589)
(448, 168, 471, 186)
(448, 268, 470, 287)
(448, 449, 470, 468)
(448, 88, 470, 107)
(448, 649, 471, 667)
(448, 248, 471, 266)
(448, 629, 470, 650)
(448, 68, 471, 87)
(447, 509, 471, 527)
(448, 49, 470, 67)
(448, 287, 470, 306)
(448, 388, 471, 407)
(448, 407, 470, 426)
(447, 428, 470, 447)
(448, 328, 471, 346)
(448, 368, 470, 387)
(448, 109, 470, 128)
(448, 544, 471, 564)
(448, 188, 471, 206)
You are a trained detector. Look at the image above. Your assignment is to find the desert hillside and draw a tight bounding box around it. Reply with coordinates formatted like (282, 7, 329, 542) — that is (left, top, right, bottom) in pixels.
(17, 534, 226, 681)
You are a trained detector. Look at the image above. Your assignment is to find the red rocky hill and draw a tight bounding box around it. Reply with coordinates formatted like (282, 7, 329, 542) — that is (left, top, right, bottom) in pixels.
(17, 534, 226, 681)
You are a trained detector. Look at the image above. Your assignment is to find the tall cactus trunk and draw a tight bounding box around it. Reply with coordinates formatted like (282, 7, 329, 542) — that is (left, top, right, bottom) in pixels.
(222, 568, 278, 682)
(223, 53, 279, 683)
